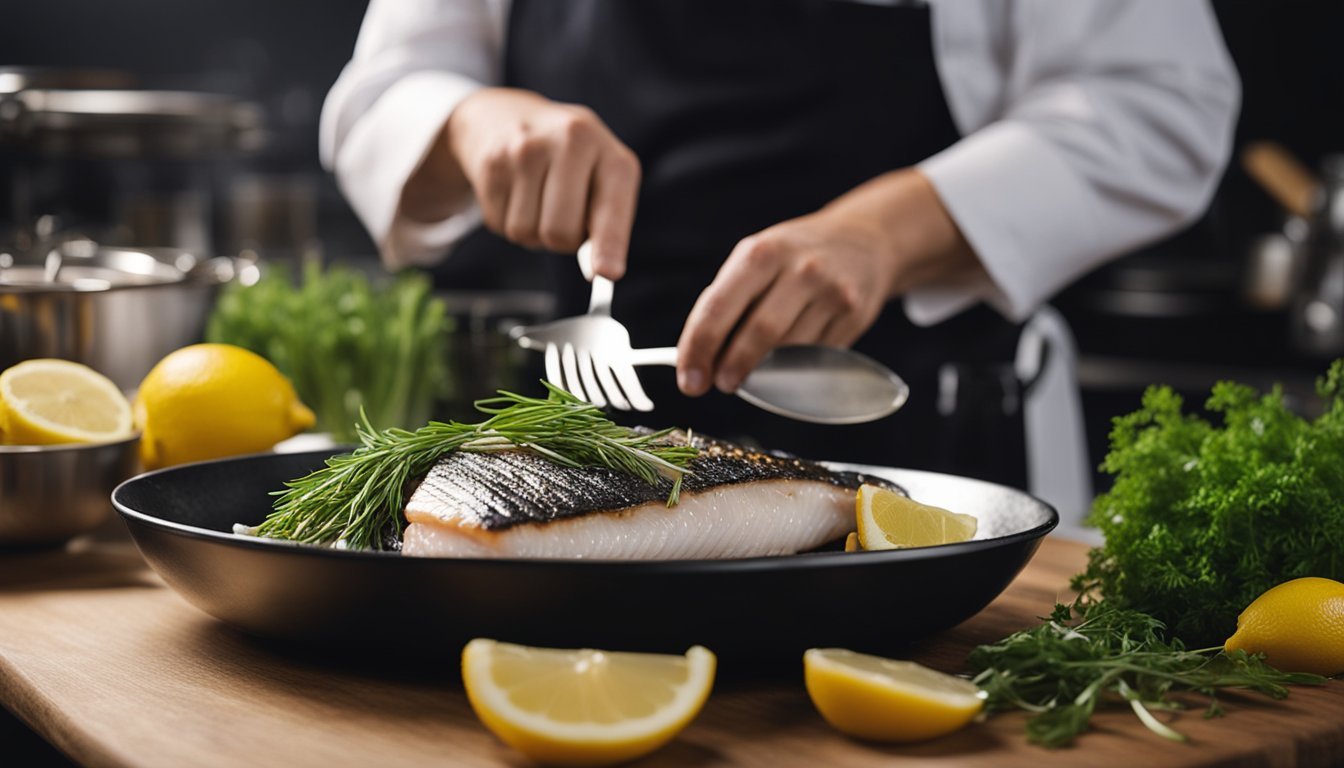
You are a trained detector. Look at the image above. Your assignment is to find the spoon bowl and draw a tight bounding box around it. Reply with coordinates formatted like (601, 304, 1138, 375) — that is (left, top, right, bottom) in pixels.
(737, 345, 909, 424)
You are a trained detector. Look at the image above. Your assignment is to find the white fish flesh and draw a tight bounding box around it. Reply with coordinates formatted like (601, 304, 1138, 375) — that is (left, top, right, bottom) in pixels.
(401, 433, 892, 560)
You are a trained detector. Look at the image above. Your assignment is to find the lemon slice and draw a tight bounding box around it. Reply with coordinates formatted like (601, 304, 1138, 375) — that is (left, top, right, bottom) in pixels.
(804, 648, 985, 742)
(462, 639, 716, 767)
(0, 359, 134, 445)
(855, 483, 977, 550)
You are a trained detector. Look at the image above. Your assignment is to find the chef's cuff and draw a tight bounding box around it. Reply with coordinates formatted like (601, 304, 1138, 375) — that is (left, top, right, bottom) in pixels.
(333, 70, 484, 270)
(915, 120, 1100, 325)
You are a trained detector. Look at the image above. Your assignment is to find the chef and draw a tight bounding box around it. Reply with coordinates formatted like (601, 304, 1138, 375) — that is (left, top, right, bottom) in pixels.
(320, 0, 1238, 485)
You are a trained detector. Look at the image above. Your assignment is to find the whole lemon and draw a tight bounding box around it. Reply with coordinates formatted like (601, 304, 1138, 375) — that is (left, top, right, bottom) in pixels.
(1224, 577, 1344, 676)
(135, 343, 315, 469)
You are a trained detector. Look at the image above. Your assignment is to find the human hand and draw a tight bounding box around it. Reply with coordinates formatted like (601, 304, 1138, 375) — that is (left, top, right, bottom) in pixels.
(442, 88, 640, 279)
(675, 169, 981, 396)
(675, 211, 896, 396)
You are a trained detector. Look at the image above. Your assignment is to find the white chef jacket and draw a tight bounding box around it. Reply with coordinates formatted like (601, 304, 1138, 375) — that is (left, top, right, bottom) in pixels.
(320, 0, 1239, 326)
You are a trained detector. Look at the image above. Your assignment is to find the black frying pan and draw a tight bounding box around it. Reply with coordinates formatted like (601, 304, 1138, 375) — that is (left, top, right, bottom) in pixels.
(112, 450, 1056, 664)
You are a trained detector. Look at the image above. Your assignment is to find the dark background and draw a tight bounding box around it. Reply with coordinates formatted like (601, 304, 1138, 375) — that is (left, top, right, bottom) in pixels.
(4, 0, 1344, 481)
(1, 0, 1342, 487)
(2, 2, 1341, 281)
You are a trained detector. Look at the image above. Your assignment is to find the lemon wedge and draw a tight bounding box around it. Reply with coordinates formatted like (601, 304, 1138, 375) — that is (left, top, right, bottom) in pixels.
(804, 648, 985, 742)
(461, 639, 715, 767)
(0, 359, 134, 445)
(855, 483, 977, 550)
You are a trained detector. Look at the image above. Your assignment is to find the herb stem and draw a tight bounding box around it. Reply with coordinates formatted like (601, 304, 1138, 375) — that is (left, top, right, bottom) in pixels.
(1118, 680, 1187, 743)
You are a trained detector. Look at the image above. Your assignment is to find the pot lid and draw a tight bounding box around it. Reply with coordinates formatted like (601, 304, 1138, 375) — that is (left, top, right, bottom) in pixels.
(0, 240, 189, 292)
(0, 83, 265, 157)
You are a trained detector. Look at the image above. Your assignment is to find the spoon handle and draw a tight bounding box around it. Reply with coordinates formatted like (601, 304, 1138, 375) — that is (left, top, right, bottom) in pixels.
(626, 347, 679, 367)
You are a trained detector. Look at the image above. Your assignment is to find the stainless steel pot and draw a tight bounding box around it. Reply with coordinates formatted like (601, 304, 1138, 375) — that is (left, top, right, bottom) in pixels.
(0, 436, 139, 548)
(0, 239, 240, 390)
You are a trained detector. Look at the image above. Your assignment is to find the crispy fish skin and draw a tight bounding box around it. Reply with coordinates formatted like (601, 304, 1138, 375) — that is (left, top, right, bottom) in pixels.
(401, 433, 895, 560)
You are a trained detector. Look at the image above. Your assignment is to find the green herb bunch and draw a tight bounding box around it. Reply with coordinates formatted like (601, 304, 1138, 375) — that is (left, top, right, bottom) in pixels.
(1073, 360, 1344, 646)
(252, 384, 698, 550)
(206, 261, 453, 442)
(969, 600, 1324, 748)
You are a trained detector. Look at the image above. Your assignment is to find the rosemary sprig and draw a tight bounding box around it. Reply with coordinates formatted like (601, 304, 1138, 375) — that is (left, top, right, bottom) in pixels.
(251, 382, 698, 550)
(968, 599, 1325, 748)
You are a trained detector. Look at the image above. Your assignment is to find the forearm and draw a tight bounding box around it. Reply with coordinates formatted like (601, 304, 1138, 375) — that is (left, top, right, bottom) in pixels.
(821, 167, 984, 298)
(400, 120, 472, 225)
(319, 0, 502, 265)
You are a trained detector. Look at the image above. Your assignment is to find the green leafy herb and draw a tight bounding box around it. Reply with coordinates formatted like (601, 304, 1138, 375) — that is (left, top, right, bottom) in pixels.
(1072, 360, 1344, 646)
(969, 600, 1324, 748)
(251, 383, 698, 550)
(207, 261, 453, 441)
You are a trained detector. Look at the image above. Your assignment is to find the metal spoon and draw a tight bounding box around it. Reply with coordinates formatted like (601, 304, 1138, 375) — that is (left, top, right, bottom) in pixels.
(735, 344, 909, 424)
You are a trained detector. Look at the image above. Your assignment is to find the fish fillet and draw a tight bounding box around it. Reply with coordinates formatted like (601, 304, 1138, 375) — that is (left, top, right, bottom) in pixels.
(401, 433, 892, 560)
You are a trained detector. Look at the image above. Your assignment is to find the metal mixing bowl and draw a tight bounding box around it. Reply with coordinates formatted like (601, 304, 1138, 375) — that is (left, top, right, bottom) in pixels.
(0, 436, 139, 548)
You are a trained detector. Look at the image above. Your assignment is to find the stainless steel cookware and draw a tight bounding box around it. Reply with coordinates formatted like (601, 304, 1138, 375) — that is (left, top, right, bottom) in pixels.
(0, 238, 242, 390)
(0, 436, 138, 548)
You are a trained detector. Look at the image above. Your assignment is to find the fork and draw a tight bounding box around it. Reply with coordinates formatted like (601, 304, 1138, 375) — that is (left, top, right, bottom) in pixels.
(509, 242, 675, 411)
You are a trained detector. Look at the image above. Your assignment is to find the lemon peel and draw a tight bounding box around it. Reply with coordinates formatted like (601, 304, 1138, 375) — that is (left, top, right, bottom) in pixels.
(1225, 577, 1344, 676)
(135, 343, 314, 469)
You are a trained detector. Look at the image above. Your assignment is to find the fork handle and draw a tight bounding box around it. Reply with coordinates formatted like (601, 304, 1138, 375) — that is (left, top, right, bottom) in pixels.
(588, 275, 614, 316)
(626, 347, 678, 367)
(577, 241, 615, 316)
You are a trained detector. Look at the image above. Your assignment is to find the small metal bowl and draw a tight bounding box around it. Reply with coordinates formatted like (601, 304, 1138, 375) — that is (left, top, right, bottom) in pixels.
(0, 435, 139, 549)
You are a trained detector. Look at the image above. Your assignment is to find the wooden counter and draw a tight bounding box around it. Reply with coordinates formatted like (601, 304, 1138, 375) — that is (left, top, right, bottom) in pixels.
(1, 531, 1340, 767)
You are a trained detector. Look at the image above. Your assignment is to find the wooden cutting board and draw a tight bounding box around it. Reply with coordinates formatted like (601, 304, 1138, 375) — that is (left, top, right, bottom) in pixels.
(0, 530, 1341, 768)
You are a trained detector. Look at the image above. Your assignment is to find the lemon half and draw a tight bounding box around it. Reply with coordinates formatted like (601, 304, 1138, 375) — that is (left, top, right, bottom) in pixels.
(0, 359, 134, 444)
(855, 484, 977, 551)
(462, 639, 715, 767)
(804, 648, 985, 742)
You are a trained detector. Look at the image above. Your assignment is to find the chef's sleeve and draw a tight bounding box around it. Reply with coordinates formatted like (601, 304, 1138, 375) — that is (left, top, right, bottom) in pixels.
(319, 0, 501, 269)
(909, 0, 1240, 325)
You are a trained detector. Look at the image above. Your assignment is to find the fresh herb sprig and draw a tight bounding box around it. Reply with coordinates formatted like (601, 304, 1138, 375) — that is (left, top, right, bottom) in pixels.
(969, 600, 1325, 748)
(252, 383, 698, 550)
(207, 261, 452, 442)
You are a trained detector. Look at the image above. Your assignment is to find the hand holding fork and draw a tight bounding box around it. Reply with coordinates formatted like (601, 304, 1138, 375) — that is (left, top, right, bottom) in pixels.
(510, 242, 674, 411)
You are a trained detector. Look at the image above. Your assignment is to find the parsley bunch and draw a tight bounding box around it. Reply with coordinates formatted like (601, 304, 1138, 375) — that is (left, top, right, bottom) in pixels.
(1073, 361, 1344, 646)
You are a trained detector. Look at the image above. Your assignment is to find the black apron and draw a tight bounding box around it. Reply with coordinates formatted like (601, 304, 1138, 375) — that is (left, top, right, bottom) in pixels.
(447, 0, 1025, 487)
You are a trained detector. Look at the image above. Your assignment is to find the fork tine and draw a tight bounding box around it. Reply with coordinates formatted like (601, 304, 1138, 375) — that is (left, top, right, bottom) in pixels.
(592, 350, 632, 410)
(575, 348, 607, 408)
(560, 343, 589, 402)
(544, 344, 564, 392)
(609, 360, 655, 412)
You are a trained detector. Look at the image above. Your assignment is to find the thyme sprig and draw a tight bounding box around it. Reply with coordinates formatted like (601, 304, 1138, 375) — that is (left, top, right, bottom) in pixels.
(968, 599, 1325, 748)
(252, 382, 698, 550)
